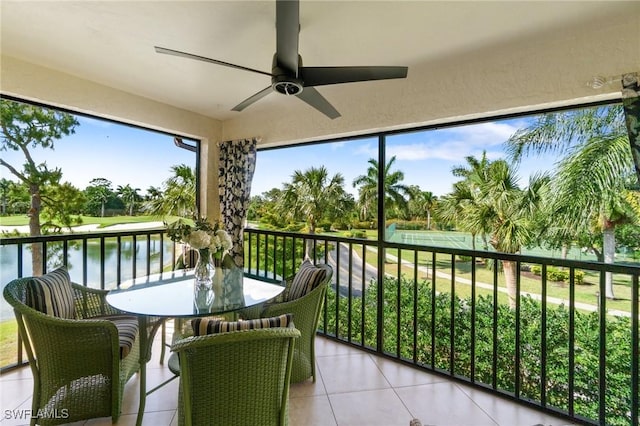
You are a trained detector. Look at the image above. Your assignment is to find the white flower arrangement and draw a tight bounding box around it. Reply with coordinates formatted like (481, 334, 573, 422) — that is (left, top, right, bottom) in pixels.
(166, 216, 233, 259)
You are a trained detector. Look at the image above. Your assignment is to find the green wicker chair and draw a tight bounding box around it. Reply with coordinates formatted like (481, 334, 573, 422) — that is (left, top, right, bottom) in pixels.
(3, 277, 142, 425)
(243, 262, 333, 383)
(172, 326, 300, 426)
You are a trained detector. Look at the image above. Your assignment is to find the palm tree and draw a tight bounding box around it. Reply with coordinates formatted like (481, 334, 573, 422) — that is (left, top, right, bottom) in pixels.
(352, 156, 412, 221)
(279, 166, 349, 256)
(481, 162, 549, 308)
(451, 152, 491, 182)
(507, 105, 636, 299)
(116, 184, 141, 216)
(547, 134, 635, 298)
(408, 188, 437, 229)
(141, 185, 162, 215)
(450, 152, 494, 250)
(437, 154, 549, 308)
(280, 166, 347, 234)
(436, 181, 482, 249)
(145, 185, 162, 201)
(145, 165, 196, 218)
(352, 160, 377, 221)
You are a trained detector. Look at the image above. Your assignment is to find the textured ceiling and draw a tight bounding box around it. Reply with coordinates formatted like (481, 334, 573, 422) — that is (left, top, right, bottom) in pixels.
(2, 0, 638, 126)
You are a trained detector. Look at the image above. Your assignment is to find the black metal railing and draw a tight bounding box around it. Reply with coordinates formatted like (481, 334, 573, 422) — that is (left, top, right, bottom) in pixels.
(0, 228, 175, 288)
(244, 228, 639, 426)
(0, 227, 174, 370)
(1, 227, 639, 425)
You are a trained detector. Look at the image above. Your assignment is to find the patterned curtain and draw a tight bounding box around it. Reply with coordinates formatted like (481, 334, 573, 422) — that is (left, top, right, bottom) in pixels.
(622, 72, 640, 184)
(218, 138, 258, 266)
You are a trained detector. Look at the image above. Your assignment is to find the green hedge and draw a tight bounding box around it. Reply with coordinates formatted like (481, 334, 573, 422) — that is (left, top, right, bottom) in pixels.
(530, 265, 585, 285)
(344, 230, 367, 239)
(322, 275, 634, 425)
(352, 220, 377, 230)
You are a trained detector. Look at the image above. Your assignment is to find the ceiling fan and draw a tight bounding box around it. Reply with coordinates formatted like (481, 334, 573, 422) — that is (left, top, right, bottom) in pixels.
(154, 0, 408, 119)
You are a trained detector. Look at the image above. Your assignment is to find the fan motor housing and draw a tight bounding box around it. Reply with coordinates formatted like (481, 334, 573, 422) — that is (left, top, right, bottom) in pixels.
(271, 53, 304, 95)
(272, 75, 303, 95)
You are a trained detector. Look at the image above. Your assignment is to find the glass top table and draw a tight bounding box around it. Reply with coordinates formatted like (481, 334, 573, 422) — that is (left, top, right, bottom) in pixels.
(106, 268, 284, 317)
(106, 268, 285, 426)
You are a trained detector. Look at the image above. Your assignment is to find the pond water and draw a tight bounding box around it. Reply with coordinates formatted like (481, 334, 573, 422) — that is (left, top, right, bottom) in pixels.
(0, 236, 176, 319)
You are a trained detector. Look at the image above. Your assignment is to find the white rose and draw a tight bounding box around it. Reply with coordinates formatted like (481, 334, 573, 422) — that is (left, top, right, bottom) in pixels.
(188, 230, 211, 249)
(209, 235, 222, 252)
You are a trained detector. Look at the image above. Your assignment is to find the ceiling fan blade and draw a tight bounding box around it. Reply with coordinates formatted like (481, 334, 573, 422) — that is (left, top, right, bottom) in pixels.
(232, 86, 273, 112)
(296, 88, 340, 120)
(155, 46, 273, 77)
(275, 0, 300, 75)
(300, 66, 408, 87)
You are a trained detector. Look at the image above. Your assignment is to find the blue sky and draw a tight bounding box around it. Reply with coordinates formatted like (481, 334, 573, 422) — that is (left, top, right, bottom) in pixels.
(1, 111, 558, 198)
(1, 116, 196, 194)
(252, 117, 557, 197)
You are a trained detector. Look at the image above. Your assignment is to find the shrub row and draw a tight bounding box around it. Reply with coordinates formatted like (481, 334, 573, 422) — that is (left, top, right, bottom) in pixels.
(322, 275, 633, 425)
(343, 230, 367, 239)
(530, 265, 585, 284)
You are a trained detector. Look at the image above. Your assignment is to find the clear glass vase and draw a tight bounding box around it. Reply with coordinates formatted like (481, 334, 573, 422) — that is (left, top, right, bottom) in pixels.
(194, 285, 213, 313)
(193, 248, 215, 290)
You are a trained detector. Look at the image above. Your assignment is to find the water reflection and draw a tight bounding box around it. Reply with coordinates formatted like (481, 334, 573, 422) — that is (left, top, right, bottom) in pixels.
(0, 236, 176, 291)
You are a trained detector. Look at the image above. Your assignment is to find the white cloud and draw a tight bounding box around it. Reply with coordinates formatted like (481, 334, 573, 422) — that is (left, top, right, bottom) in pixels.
(330, 141, 348, 151)
(384, 120, 524, 162)
(353, 142, 377, 158)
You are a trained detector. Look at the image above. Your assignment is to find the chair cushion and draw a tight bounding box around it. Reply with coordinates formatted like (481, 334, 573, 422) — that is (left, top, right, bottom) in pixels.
(286, 259, 327, 301)
(25, 267, 75, 319)
(191, 313, 292, 336)
(94, 315, 139, 359)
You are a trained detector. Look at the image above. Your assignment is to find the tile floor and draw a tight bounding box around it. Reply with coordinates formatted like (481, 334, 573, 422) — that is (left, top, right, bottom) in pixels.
(1, 331, 574, 426)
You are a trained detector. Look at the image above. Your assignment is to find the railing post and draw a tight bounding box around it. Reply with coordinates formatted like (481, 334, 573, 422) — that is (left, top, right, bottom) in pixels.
(376, 134, 386, 354)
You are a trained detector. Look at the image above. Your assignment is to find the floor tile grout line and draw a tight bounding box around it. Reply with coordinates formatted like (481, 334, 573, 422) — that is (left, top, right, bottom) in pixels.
(314, 357, 340, 426)
(452, 383, 502, 426)
(2, 338, 572, 426)
(368, 353, 394, 388)
(367, 351, 504, 426)
(367, 353, 419, 422)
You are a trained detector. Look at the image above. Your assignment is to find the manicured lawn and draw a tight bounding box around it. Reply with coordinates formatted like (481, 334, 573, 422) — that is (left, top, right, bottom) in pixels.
(0, 319, 19, 367)
(345, 241, 634, 315)
(0, 215, 29, 226)
(416, 253, 631, 313)
(0, 214, 167, 229)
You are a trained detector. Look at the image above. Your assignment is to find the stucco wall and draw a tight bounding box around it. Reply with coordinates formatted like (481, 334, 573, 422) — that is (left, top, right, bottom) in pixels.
(2, 4, 638, 213)
(1, 56, 223, 218)
(3, 8, 638, 148)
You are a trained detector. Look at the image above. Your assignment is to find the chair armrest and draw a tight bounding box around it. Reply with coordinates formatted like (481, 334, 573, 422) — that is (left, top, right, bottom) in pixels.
(21, 309, 122, 369)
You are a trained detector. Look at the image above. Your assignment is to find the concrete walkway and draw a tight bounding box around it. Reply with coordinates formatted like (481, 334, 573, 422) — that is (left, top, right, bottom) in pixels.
(363, 245, 632, 318)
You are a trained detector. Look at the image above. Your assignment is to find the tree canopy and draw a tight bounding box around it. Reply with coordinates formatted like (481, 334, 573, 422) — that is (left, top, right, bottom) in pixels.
(507, 105, 637, 298)
(279, 166, 352, 234)
(352, 156, 412, 220)
(1, 99, 80, 273)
